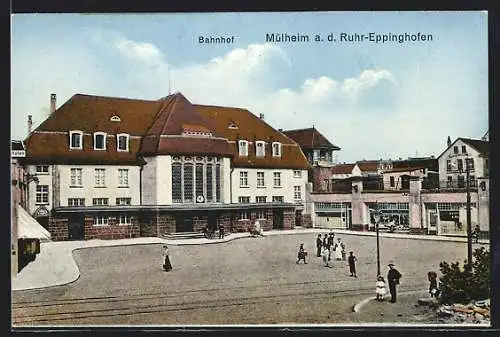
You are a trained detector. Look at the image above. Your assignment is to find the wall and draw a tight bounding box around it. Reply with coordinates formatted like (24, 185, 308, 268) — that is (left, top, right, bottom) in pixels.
(156, 155, 172, 205)
(27, 165, 53, 215)
(141, 157, 157, 205)
(56, 164, 141, 206)
(84, 215, 140, 240)
(48, 217, 69, 241)
(231, 168, 307, 204)
(382, 169, 424, 190)
(223, 157, 231, 203)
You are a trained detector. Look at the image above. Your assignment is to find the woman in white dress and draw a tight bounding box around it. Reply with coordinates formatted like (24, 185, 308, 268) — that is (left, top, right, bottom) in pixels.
(376, 275, 387, 301)
(334, 238, 343, 261)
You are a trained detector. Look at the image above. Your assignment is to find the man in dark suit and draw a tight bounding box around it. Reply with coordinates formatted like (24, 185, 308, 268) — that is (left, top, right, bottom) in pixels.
(316, 234, 323, 257)
(387, 262, 402, 303)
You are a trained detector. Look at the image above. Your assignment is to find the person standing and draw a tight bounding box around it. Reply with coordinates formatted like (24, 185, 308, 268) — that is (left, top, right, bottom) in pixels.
(316, 234, 323, 257)
(348, 251, 357, 277)
(322, 246, 332, 268)
(162, 245, 172, 272)
(387, 262, 402, 303)
(474, 224, 481, 243)
(428, 271, 439, 298)
(296, 243, 308, 264)
(376, 275, 387, 301)
(334, 238, 343, 261)
(218, 223, 225, 239)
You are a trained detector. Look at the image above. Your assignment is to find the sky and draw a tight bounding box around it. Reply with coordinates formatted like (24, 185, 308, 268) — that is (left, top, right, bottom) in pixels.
(11, 12, 488, 163)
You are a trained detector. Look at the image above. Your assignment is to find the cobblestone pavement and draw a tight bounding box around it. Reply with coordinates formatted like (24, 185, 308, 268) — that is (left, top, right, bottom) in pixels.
(12, 233, 478, 326)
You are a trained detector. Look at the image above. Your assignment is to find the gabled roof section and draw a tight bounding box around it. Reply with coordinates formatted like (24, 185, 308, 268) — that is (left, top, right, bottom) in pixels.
(34, 94, 165, 135)
(282, 127, 340, 151)
(460, 138, 489, 156)
(437, 137, 489, 159)
(139, 93, 231, 156)
(194, 105, 310, 169)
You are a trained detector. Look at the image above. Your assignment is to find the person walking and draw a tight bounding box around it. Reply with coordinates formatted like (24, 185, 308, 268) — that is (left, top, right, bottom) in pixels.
(316, 234, 323, 257)
(322, 246, 332, 268)
(348, 251, 357, 277)
(162, 245, 172, 272)
(296, 243, 308, 264)
(387, 262, 402, 303)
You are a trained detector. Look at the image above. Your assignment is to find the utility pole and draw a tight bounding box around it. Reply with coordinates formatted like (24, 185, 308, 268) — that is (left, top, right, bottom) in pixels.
(466, 159, 473, 272)
(375, 200, 381, 277)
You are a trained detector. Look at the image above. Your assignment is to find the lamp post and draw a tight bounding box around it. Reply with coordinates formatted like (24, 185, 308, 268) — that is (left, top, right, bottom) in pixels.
(372, 202, 381, 277)
(465, 159, 473, 272)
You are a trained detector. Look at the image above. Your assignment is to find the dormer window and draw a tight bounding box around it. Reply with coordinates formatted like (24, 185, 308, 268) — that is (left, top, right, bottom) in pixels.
(256, 141, 266, 157)
(238, 140, 248, 156)
(94, 132, 107, 150)
(228, 122, 239, 130)
(110, 115, 121, 122)
(69, 130, 83, 150)
(272, 142, 282, 157)
(117, 133, 129, 152)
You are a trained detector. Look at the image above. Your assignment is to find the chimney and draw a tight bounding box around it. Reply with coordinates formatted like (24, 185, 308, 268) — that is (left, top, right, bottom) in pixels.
(259, 113, 265, 120)
(27, 115, 33, 134)
(447, 136, 451, 147)
(50, 93, 57, 114)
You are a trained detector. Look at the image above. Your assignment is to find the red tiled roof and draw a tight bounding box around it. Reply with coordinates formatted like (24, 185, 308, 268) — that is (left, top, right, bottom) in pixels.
(24, 93, 310, 169)
(282, 127, 340, 150)
(331, 164, 355, 174)
(382, 166, 425, 173)
(356, 160, 379, 172)
(460, 138, 489, 156)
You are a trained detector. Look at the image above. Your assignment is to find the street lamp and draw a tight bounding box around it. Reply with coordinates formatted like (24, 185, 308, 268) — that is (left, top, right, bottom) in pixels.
(451, 159, 473, 272)
(371, 202, 382, 277)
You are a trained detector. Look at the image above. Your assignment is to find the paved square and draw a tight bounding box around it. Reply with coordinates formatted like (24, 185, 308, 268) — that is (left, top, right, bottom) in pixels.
(12, 233, 475, 325)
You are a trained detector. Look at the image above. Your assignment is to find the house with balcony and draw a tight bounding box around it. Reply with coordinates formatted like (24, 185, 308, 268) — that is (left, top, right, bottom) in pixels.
(437, 137, 489, 189)
(21, 93, 311, 240)
(282, 127, 340, 167)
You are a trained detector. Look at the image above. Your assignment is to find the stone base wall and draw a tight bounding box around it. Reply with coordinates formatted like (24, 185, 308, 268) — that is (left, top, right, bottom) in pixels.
(301, 214, 313, 228)
(48, 217, 68, 241)
(192, 215, 208, 232)
(84, 216, 140, 240)
(283, 209, 295, 230)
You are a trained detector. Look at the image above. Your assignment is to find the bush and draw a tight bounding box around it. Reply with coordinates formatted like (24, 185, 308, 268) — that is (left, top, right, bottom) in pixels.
(438, 247, 490, 304)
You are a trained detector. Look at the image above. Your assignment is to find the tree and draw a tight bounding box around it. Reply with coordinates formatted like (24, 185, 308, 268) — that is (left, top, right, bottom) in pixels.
(438, 247, 490, 304)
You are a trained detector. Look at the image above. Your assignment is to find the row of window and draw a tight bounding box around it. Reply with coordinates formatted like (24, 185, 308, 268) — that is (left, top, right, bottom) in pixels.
(452, 145, 468, 155)
(68, 197, 132, 206)
(70, 168, 129, 188)
(446, 175, 476, 187)
(172, 159, 222, 203)
(237, 192, 299, 203)
(446, 158, 475, 172)
(238, 140, 282, 157)
(94, 215, 131, 226)
(238, 210, 267, 220)
(69, 131, 130, 152)
(239, 170, 302, 188)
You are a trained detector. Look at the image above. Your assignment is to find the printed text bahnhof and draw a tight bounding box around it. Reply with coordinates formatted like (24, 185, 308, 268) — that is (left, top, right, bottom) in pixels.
(198, 33, 433, 44)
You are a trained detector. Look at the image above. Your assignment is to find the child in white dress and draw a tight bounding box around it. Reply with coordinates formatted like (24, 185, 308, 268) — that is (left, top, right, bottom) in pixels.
(376, 275, 387, 301)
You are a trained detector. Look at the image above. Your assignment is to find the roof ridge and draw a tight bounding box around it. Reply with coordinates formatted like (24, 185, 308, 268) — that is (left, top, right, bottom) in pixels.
(73, 93, 158, 103)
(282, 127, 315, 133)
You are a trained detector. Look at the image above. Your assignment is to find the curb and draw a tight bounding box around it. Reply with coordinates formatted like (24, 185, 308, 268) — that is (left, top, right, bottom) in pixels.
(352, 290, 427, 313)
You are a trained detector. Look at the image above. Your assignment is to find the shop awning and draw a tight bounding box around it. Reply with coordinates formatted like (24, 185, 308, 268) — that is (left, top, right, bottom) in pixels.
(17, 205, 51, 242)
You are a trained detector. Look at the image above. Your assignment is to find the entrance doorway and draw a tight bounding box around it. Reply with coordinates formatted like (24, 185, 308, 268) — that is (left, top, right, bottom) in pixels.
(207, 213, 218, 231)
(295, 210, 302, 227)
(176, 214, 194, 232)
(68, 214, 84, 240)
(273, 210, 284, 229)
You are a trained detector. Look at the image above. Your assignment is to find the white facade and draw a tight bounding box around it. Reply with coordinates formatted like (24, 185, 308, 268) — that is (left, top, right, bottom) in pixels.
(27, 164, 141, 214)
(438, 139, 488, 188)
(382, 168, 425, 190)
(231, 168, 308, 204)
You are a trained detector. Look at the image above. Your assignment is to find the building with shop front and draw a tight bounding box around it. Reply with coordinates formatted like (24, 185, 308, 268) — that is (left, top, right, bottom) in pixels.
(305, 135, 489, 237)
(21, 93, 310, 241)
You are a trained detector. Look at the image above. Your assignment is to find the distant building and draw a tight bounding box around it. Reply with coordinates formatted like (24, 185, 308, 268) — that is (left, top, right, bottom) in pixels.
(282, 127, 340, 167)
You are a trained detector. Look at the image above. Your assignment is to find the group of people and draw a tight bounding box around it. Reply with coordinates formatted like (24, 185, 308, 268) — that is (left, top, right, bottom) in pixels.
(297, 233, 358, 278)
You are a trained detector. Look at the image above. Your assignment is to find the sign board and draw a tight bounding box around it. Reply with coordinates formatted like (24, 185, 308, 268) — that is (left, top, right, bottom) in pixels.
(11, 150, 26, 158)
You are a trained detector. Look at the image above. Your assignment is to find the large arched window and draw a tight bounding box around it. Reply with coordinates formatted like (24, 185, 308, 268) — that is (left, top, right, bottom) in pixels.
(172, 156, 223, 203)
